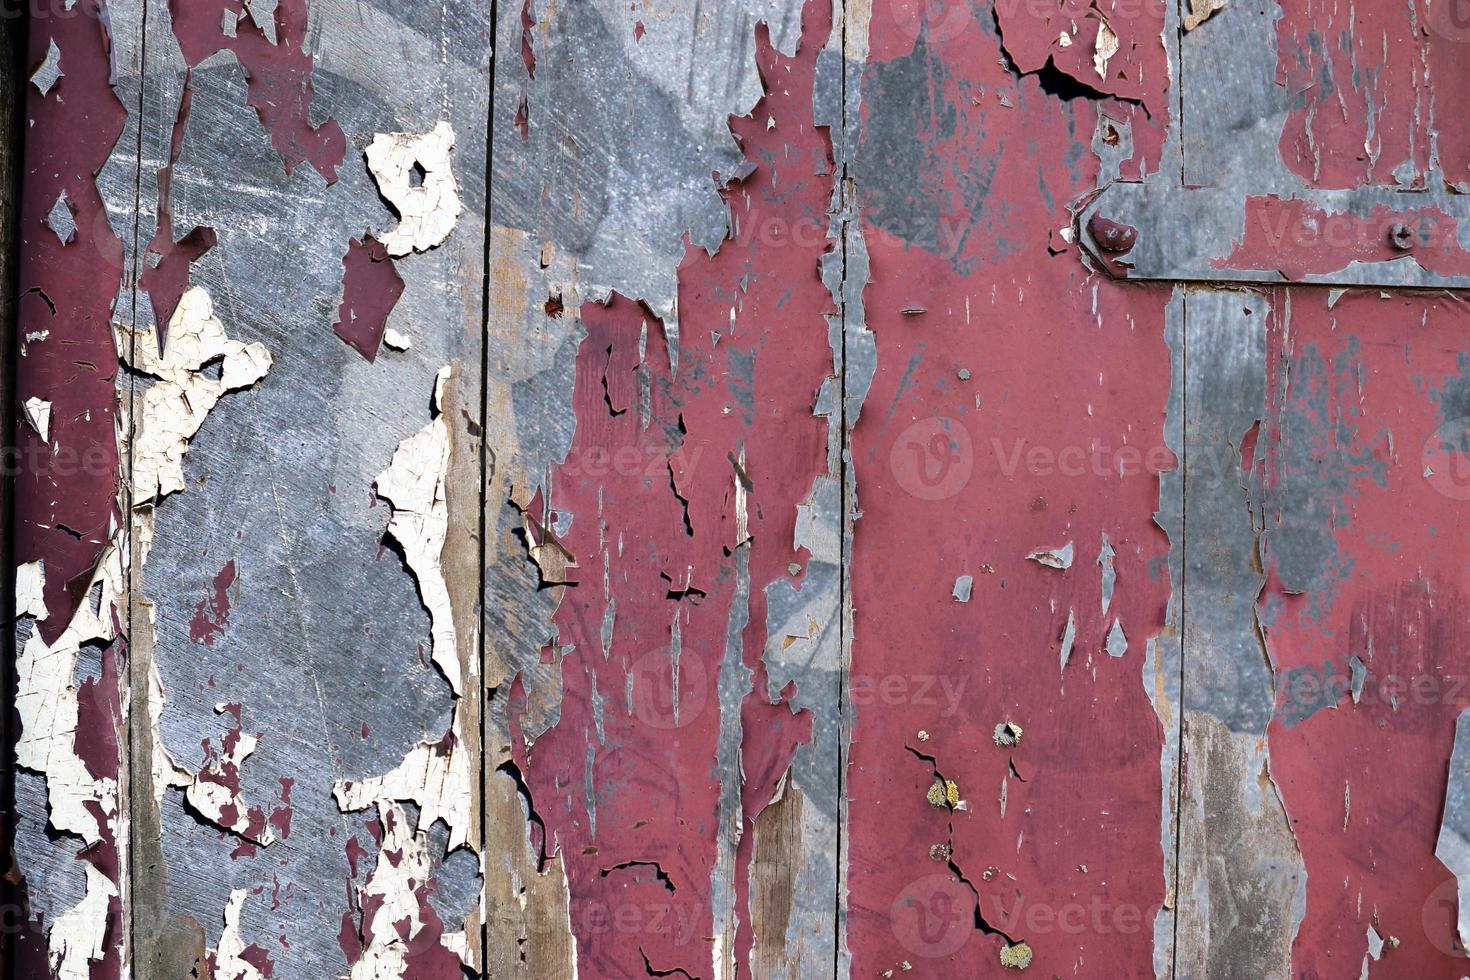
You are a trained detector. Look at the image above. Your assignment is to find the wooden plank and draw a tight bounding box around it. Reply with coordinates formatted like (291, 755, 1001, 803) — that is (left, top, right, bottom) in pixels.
(10, 2, 1470, 978)
(9, 3, 142, 975)
(1249, 288, 1470, 976)
(844, 3, 1181, 976)
(0, 8, 25, 974)
(115, 2, 491, 977)
(1173, 287, 1304, 980)
(481, 1, 846, 975)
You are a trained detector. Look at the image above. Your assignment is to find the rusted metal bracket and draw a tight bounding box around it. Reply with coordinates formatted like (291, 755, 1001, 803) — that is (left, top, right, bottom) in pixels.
(1078, 183, 1470, 290)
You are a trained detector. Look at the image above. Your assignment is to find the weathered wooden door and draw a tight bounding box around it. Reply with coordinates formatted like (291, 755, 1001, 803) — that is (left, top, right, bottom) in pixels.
(9, 0, 1470, 977)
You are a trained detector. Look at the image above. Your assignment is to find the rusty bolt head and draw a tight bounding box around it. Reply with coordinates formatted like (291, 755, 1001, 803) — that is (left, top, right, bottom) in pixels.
(1087, 214, 1138, 253)
(1390, 223, 1416, 251)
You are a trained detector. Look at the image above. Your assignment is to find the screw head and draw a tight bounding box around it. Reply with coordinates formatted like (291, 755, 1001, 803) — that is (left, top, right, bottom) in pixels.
(1390, 222, 1416, 251)
(1087, 214, 1138, 253)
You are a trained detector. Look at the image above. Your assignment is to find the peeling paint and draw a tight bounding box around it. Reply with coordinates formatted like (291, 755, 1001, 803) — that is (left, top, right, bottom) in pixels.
(365, 122, 464, 257)
(32, 37, 63, 95)
(373, 366, 458, 692)
(124, 286, 274, 505)
(169, 0, 347, 181)
(339, 803, 463, 980)
(334, 237, 405, 362)
(208, 890, 274, 980)
(23, 396, 52, 443)
(332, 365, 477, 971)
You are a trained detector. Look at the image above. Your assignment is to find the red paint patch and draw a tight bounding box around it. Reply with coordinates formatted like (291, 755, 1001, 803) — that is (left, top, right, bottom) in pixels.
(190, 559, 238, 646)
(509, 2, 838, 973)
(140, 75, 217, 344)
(1221, 197, 1470, 280)
(17, 1, 128, 643)
(73, 637, 126, 979)
(1275, 1, 1470, 188)
(520, 0, 537, 78)
(333, 237, 404, 362)
(1256, 289, 1470, 975)
(167, 0, 347, 182)
(847, 6, 1174, 975)
(269, 777, 295, 839)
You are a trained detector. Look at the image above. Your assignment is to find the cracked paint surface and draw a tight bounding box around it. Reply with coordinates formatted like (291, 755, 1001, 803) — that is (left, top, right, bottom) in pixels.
(13, 0, 1470, 976)
(506, 2, 837, 974)
(365, 122, 464, 258)
(168, 0, 347, 182)
(846, 4, 1174, 976)
(1275, 0, 1470, 189)
(1254, 289, 1470, 976)
(333, 365, 477, 974)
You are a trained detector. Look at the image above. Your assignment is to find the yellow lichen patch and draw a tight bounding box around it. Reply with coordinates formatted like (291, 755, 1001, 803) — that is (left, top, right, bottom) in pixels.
(1000, 941, 1033, 969)
(926, 779, 960, 808)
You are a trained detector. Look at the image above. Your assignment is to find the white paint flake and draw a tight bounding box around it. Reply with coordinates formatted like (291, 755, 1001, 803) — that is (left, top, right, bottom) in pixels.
(32, 38, 62, 96)
(15, 548, 125, 979)
(365, 121, 463, 256)
(16, 560, 47, 621)
(345, 801, 449, 980)
(383, 327, 412, 351)
(1093, 18, 1119, 80)
(125, 286, 273, 503)
(333, 367, 477, 967)
(49, 863, 117, 980)
(335, 736, 472, 851)
(184, 708, 276, 845)
(1026, 541, 1074, 570)
(210, 890, 271, 980)
(374, 366, 457, 692)
(148, 663, 191, 807)
(24, 396, 52, 442)
(15, 547, 124, 845)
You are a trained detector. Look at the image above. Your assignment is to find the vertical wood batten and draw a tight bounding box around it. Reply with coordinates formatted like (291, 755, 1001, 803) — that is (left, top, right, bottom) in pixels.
(123, 2, 491, 975)
(0, 6, 24, 972)
(482, 2, 846, 975)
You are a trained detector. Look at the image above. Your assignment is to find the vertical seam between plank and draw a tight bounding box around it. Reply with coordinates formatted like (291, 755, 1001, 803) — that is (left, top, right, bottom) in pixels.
(0, 10, 24, 977)
(834, 1, 849, 976)
(478, 0, 500, 970)
(1169, 0, 1188, 972)
(124, 0, 150, 973)
(1171, 289, 1187, 980)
